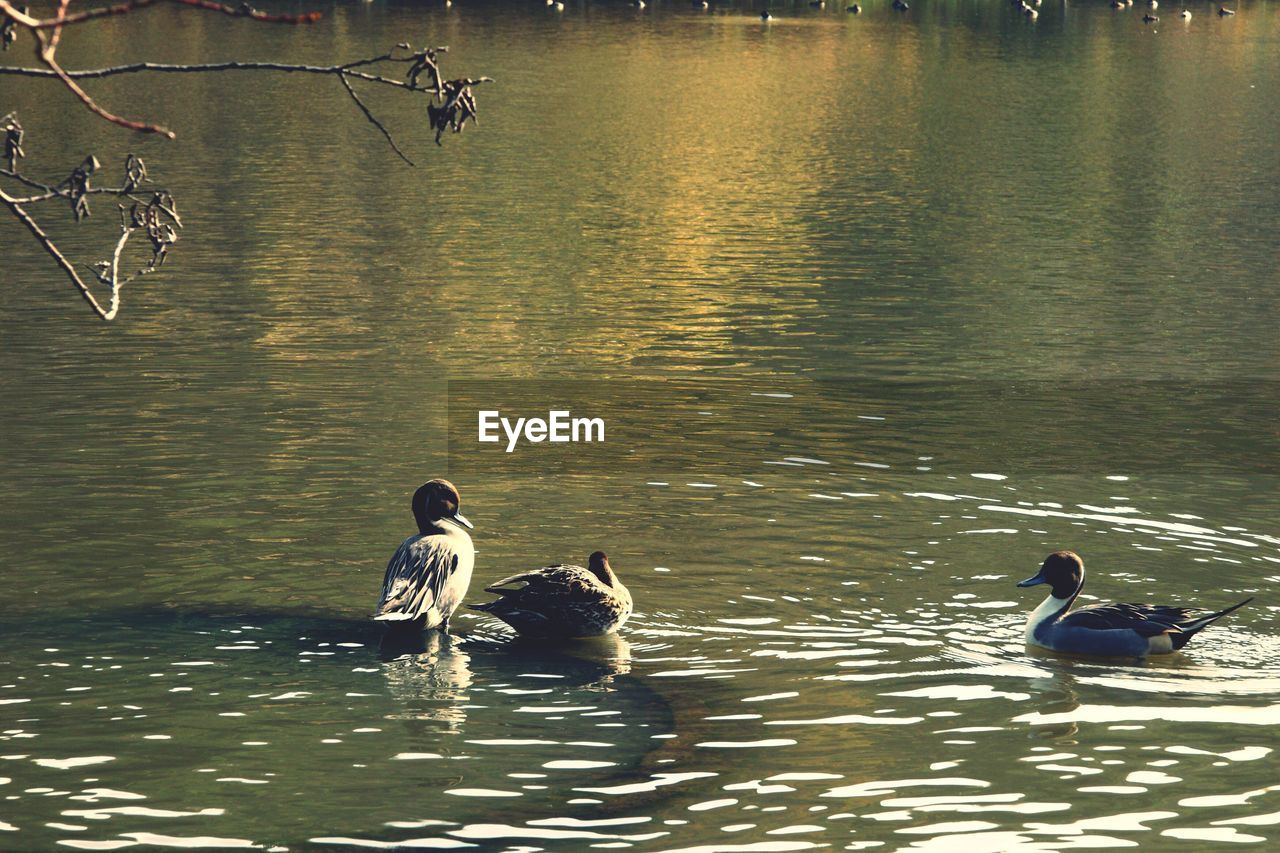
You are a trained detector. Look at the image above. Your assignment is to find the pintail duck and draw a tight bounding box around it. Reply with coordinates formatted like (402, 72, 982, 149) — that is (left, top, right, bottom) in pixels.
(373, 480, 475, 633)
(470, 551, 632, 639)
(1017, 551, 1251, 657)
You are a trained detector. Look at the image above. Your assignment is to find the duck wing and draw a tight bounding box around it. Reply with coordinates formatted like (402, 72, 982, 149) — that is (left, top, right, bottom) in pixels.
(482, 565, 589, 596)
(1060, 602, 1191, 637)
(374, 534, 465, 624)
(471, 565, 613, 634)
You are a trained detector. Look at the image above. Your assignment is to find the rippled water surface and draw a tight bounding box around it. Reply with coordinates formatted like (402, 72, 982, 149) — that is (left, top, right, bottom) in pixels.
(3, 1, 1280, 849)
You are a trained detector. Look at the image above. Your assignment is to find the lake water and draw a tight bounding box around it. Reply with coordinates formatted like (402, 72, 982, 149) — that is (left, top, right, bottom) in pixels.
(3, 1, 1280, 849)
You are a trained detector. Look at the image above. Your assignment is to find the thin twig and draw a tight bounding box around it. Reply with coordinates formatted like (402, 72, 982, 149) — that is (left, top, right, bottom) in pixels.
(1, 187, 119, 320)
(0, 60, 433, 92)
(339, 72, 414, 167)
(34, 29, 176, 137)
(0, 168, 173, 205)
(49, 0, 72, 50)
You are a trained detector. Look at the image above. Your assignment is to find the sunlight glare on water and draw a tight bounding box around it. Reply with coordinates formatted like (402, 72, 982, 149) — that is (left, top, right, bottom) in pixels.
(3, 0, 1280, 849)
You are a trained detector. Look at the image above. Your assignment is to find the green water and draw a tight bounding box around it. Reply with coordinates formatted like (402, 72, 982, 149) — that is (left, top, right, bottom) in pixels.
(3, 1, 1280, 849)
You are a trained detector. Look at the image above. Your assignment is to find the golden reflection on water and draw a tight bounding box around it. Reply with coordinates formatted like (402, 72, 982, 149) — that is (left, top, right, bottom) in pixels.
(4, 3, 1280, 851)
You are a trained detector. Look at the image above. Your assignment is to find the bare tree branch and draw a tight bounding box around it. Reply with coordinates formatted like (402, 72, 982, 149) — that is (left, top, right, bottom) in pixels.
(2, 186, 123, 319)
(1, 0, 494, 321)
(33, 27, 177, 137)
(339, 72, 415, 167)
(0, 59, 430, 90)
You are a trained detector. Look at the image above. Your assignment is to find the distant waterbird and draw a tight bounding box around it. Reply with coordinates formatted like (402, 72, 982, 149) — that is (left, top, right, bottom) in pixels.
(1143, 11, 1158, 20)
(470, 551, 633, 639)
(1180, 8, 1191, 17)
(373, 480, 475, 635)
(1017, 551, 1252, 658)
(761, 9, 772, 19)
(1025, 6, 1038, 18)
(1218, 5, 1235, 14)
(847, 3, 861, 11)
(893, 0, 908, 10)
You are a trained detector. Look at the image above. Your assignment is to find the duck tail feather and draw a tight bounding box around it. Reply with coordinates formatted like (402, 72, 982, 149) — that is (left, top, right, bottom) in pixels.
(1171, 597, 1253, 648)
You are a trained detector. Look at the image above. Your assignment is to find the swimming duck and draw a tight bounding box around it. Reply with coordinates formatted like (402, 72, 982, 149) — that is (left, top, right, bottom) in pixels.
(1143, 12, 1158, 20)
(893, 0, 908, 8)
(1218, 5, 1234, 13)
(847, 3, 861, 11)
(1179, 8, 1191, 17)
(1017, 551, 1251, 658)
(1025, 6, 1038, 18)
(761, 9, 772, 19)
(373, 480, 475, 634)
(470, 551, 633, 639)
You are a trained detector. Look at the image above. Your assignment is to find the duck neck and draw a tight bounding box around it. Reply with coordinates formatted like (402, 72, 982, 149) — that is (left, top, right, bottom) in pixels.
(414, 510, 445, 536)
(1026, 578, 1082, 636)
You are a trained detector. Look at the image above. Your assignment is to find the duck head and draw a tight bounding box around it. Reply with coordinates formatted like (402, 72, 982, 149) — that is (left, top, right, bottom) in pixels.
(1017, 551, 1084, 598)
(588, 550, 616, 586)
(412, 479, 473, 532)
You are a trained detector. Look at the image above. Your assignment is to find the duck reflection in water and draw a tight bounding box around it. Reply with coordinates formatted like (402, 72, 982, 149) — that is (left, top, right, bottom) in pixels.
(381, 631, 475, 731)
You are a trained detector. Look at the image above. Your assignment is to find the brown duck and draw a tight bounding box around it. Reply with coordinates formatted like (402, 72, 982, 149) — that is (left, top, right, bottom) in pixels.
(470, 551, 632, 639)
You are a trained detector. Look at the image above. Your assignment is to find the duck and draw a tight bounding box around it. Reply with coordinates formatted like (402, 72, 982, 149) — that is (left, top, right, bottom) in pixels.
(1143, 12, 1158, 20)
(470, 551, 633, 639)
(1218, 5, 1234, 13)
(1017, 551, 1251, 658)
(1025, 7, 1038, 18)
(373, 480, 475, 634)
(1179, 8, 1191, 17)
(761, 9, 772, 19)
(893, 0, 908, 9)
(847, 3, 861, 11)
(810, 0, 825, 7)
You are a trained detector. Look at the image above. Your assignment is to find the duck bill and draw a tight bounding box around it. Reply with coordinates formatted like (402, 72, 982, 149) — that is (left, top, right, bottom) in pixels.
(1016, 573, 1046, 588)
(452, 512, 474, 530)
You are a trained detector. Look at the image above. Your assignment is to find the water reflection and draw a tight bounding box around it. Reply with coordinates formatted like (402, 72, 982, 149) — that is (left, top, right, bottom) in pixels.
(4, 2, 1280, 848)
